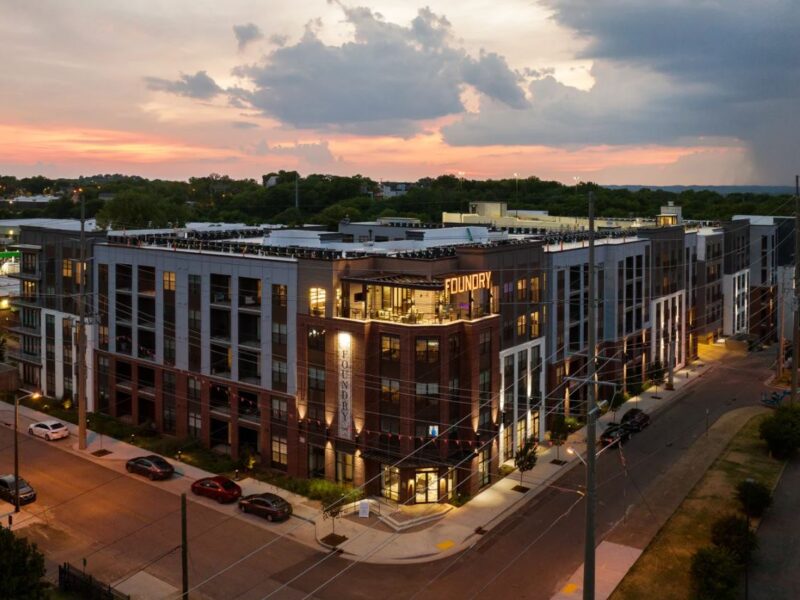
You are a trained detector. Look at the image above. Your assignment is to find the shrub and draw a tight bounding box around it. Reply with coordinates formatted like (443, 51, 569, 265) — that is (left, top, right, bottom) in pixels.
(690, 546, 739, 600)
(759, 405, 800, 458)
(710, 515, 757, 564)
(736, 479, 772, 518)
(564, 417, 582, 433)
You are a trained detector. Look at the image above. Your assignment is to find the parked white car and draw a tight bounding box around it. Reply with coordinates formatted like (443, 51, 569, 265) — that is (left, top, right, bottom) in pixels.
(28, 420, 69, 441)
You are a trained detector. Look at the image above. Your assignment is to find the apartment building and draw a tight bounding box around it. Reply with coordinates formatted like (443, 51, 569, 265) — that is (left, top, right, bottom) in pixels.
(8, 220, 106, 402)
(92, 225, 546, 503)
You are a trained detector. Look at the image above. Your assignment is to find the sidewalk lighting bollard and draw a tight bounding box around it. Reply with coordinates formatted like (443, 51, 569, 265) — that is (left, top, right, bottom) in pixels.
(130, 434, 135, 444)
(234, 469, 240, 481)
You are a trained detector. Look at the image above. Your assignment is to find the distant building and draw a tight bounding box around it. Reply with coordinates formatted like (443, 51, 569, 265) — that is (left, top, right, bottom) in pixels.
(1, 194, 59, 210)
(379, 182, 414, 198)
(262, 175, 279, 188)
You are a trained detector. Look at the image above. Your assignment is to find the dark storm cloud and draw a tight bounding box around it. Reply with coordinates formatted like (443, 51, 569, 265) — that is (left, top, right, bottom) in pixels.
(144, 70, 222, 99)
(233, 22, 264, 51)
(446, 0, 800, 181)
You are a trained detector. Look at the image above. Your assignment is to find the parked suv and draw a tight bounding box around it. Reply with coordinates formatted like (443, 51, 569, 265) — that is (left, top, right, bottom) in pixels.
(0, 474, 37, 505)
(125, 455, 175, 481)
(620, 408, 651, 432)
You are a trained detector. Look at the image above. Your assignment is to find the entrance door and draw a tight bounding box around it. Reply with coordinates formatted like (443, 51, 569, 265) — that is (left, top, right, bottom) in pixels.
(415, 469, 439, 503)
(382, 466, 400, 501)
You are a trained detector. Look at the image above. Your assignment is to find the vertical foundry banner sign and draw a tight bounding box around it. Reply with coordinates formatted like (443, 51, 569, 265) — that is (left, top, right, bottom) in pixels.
(337, 332, 353, 439)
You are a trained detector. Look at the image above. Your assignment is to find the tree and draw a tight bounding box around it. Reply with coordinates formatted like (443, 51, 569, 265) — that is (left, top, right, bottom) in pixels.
(711, 514, 758, 564)
(514, 436, 538, 485)
(0, 334, 6, 363)
(690, 546, 739, 600)
(0, 527, 47, 600)
(759, 404, 800, 458)
(736, 479, 772, 518)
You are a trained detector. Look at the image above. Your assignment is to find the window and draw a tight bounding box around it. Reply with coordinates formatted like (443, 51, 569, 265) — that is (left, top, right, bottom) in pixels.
(271, 435, 288, 468)
(272, 284, 287, 308)
(163, 271, 175, 291)
(380, 416, 400, 434)
(381, 335, 400, 362)
(381, 378, 400, 404)
(415, 382, 439, 397)
(309, 287, 326, 316)
(502, 281, 514, 303)
(516, 278, 527, 301)
(272, 322, 288, 345)
(448, 334, 460, 355)
(479, 331, 491, 355)
(530, 311, 540, 338)
(516, 315, 526, 336)
(415, 338, 439, 363)
(530, 276, 541, 303)
(336, 452, 354, 483)
(272, 360, 288, 386)
(271, 397, 288, 421)
(308, 366, 325, 391)
(307, 328, 325, 352)
(62, 259, 72, 278)
(479, 369, 491, 399)
(478, 448, 491, 487)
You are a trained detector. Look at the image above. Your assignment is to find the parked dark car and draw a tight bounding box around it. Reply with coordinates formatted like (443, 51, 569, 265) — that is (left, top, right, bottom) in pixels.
(125, 455, 175, 481)
(191, 476, 242, 503)
(620, 408, 651, 432)
(238, 493, 293, 522)
(599, 422, 632, 447)
(0, 474, 37, 505)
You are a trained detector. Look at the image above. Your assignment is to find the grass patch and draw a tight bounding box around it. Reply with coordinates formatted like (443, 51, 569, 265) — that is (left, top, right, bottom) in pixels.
(611, 414, 784, 600)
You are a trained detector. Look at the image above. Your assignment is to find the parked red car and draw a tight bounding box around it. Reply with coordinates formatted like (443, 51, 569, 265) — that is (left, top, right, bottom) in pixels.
(190, 476, 242, 503)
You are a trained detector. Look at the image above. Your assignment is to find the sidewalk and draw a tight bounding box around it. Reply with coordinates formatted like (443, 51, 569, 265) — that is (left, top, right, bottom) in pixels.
(0, 359, 712, 565)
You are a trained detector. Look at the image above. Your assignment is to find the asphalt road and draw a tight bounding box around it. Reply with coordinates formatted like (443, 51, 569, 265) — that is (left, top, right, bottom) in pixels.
(0, 350, 773, 600)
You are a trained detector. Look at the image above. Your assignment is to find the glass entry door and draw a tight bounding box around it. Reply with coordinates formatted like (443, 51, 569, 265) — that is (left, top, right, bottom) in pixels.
(415, 469, 439, 503)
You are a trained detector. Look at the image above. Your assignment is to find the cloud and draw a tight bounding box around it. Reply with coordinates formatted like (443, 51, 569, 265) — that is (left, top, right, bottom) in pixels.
(245, 139, 339, 169)
(231, 121, 259, 129)
(233, 22, 263, 51)
(227, 5, 527, 134)
(268, 33, 288, 47)
(446, 0, 800, 182)
(144, 71, 222, 99)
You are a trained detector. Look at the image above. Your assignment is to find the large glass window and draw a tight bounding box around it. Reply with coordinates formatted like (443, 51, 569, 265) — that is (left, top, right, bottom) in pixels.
(271, 435, 288, 469)
(382, 465, 400, 501)
(336, 451, 354, 484)
(381, 378, 400, 404)
(309, 287, 326, 316)
(415, 338, 439, 363)
(271, 396, 288, 421)
(381, 335, 400, 362)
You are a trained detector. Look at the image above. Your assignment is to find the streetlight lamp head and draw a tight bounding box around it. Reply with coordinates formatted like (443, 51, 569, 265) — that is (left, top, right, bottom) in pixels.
(567, 447, 575, 455)
(31, 393, 40, 400)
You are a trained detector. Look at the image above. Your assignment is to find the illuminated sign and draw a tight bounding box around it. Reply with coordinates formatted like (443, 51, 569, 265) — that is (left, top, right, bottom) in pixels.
(337, 332, 353, 440)
(444, 271, 492, 296)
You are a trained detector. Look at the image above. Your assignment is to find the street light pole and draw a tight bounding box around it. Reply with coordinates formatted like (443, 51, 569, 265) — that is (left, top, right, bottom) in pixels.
(583, 191, 597, 600)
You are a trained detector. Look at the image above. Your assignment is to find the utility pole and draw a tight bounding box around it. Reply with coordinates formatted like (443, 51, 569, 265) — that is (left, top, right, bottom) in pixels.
(181, 493, 189, 599)
(583, 191, 597, 600)
(294, 173, 299, 211)
(13, 393, 20, 513)
(777, 278, 785, 381)
(792, 174, 799, 406)
(77, 188, 88, 450)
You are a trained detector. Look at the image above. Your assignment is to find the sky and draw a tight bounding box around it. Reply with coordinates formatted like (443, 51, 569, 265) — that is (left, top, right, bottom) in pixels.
(1, 0, 798, 185)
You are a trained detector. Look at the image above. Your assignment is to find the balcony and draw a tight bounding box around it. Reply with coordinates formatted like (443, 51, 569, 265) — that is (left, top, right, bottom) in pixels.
(337, 275, 493, 326)
(9, 270, 39, 281)
(8, 348, 41, 365)
(12, 297, 40, 309)
(6, 323, 40, 337)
